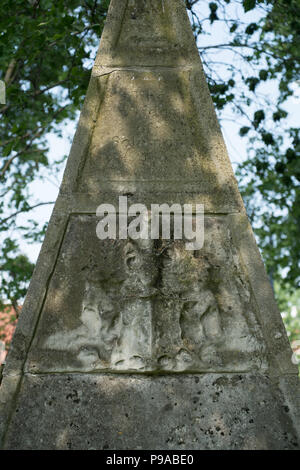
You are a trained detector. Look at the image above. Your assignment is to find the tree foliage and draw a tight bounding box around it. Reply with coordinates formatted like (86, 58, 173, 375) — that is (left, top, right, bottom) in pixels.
(0, 0, 110, 307)
(0, 0, 299, 312)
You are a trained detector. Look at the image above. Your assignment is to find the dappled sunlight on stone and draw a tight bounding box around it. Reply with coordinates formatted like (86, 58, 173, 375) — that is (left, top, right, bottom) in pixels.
(0, 0, 299, 450)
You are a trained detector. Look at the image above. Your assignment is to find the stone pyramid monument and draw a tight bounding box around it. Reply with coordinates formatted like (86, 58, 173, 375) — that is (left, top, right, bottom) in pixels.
(0, 0, 299, 450)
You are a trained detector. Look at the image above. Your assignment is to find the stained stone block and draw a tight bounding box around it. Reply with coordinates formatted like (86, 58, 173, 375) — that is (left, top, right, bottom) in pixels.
(25, 215, 268, 374)
(95, 0, 200, 67)
(3, 374, 299, 450)
(0, 0, 299, 450)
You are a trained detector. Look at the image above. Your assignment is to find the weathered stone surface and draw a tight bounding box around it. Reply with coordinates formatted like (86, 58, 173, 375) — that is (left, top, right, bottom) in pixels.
(25, 215, 268, 374)
(76, 69, 242, 213)
(95, 0, 200, 67)
(3, 374, 299, 450)
(0, 0, 299, 450)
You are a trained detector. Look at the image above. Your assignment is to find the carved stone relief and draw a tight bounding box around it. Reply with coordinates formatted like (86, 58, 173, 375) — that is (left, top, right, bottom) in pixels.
(28, 215, 268, 373)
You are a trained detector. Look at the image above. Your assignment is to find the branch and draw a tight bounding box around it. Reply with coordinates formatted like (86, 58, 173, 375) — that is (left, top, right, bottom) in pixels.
(0, 104, 68, 178)
(4, 59, 17, 85)
(30, 78, 70, 97)
(1, 201, 55, 225)
(199, 42, 289, 62)
(0, 148, 45, 179)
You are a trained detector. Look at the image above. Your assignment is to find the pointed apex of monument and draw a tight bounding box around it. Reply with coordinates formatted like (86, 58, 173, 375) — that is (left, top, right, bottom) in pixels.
(95, 0, 200, 67)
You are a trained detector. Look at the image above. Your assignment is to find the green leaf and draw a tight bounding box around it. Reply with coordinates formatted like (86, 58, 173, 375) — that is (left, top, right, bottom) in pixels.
(239, 126, 251, 136)
(245, 23, 259, 35)
(259, 70, 268, 81)
(243, 0, 256, 13)
(253, 110, 265, 129)
(209, 3, 219, 23)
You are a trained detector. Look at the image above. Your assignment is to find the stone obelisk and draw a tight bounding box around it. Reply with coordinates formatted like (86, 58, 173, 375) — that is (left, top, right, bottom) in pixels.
(0, 0, 299, 450)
